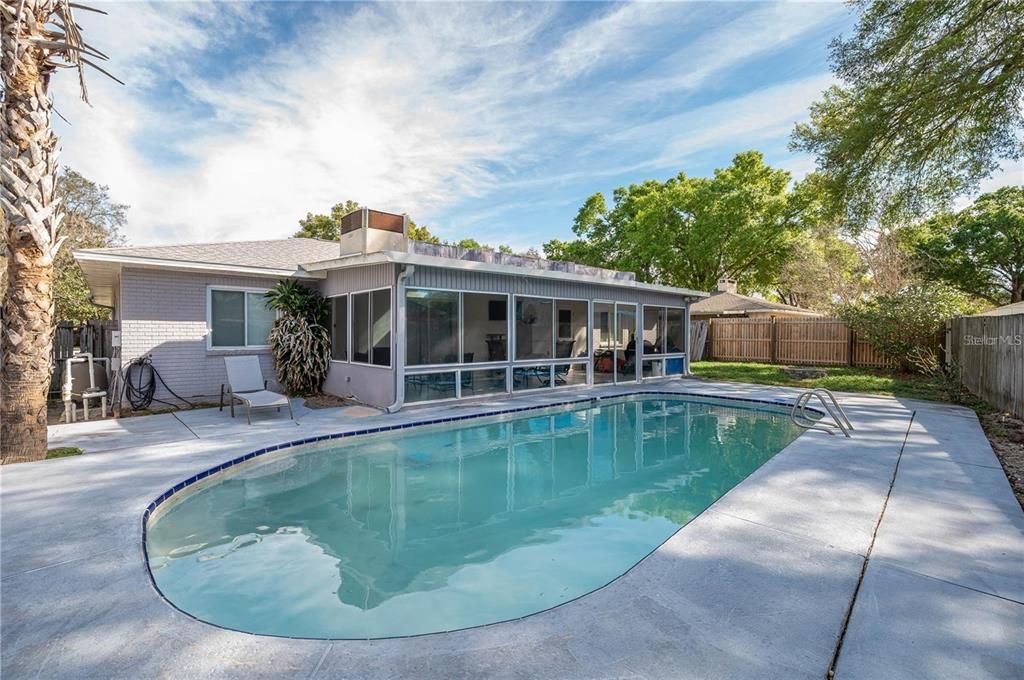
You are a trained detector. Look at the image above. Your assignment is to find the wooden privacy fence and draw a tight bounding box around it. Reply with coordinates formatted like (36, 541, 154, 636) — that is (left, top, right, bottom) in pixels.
(52, 319, 118, 362)
(949, 313, 1024, 419)
(705, 317, 898, 368)
(49, 320, 119, 394)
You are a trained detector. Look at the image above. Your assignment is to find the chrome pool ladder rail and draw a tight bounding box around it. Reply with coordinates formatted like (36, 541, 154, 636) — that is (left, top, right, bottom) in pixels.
(790, 388, 854, 437)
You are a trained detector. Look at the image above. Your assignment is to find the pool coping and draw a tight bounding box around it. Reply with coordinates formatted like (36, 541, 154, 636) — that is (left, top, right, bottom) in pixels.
(140, 389, 824, 641)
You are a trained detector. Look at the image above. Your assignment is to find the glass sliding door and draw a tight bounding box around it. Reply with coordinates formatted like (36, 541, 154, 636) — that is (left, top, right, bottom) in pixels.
(515, 297, 553, 360)
(592, 302, 615, 384)
(406, 289, 459, 366)
(642, 306, 665, 355)
(615, 304, 637, 383)
(666, 308, 685, 354)
(639, 306, 686, 378)
(554, 300, 588, 360)
(463, 292, 508, 362)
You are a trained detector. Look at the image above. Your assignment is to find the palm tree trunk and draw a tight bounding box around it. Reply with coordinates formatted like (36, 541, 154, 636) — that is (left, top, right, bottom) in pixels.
(1, 234, 55, 463)
(2, 0, 66, 463)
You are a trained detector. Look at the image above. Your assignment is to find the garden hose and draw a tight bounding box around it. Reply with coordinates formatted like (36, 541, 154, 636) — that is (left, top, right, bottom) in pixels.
(121, 355, 193, 411)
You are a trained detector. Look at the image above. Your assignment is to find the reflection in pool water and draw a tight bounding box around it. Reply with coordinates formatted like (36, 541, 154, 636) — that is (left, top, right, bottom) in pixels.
(146, 396, 804, 638)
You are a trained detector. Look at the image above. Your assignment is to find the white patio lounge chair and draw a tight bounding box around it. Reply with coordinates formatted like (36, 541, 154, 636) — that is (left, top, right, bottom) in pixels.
(222, 356, 294, 425)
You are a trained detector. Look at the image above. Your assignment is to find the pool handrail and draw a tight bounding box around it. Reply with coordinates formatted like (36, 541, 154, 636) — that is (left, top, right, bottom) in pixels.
(790, 389, 853, 437)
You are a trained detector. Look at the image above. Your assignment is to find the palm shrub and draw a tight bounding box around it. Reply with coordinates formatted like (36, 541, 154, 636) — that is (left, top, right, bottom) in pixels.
(264, 280, 330, 396)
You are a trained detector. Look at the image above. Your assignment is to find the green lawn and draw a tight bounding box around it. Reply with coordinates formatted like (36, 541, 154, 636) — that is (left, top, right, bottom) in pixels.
(690, 361, 950, 402)
(46, 446, 83, 459)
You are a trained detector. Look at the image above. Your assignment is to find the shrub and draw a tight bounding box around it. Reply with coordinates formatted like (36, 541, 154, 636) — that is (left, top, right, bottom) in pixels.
(837, 283, 977, 371)
(907, 347, 970, 403)
(264, 281, 330, 396)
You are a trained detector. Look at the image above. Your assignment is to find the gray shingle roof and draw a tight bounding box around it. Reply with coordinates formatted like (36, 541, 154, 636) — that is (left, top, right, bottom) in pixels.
(690, 291, 821, 316)
(974, 301, 1024, 317)
(75, 238, 340, 271)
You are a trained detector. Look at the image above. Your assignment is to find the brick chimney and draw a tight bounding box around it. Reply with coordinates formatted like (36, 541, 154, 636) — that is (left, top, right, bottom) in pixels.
(716, 276, 737, 294)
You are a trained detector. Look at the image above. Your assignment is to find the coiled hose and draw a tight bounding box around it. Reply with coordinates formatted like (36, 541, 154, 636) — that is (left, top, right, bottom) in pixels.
(122, 355, 193, 411)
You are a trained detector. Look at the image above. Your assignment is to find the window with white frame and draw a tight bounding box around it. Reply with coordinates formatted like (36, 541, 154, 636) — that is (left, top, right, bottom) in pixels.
(209, 288, 274, 348)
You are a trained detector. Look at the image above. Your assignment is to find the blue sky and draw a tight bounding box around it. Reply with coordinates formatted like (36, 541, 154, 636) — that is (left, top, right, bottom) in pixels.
(53, 1, 1004, 250)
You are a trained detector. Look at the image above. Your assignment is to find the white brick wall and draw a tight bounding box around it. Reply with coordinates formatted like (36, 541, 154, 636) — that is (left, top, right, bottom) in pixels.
(120, 268, 281, 404)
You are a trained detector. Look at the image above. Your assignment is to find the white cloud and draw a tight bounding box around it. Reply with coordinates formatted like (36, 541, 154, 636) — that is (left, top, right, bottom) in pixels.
(610, 2, 843, 104)
(50, 1, 844, 246)
(543, 1, 687, 82)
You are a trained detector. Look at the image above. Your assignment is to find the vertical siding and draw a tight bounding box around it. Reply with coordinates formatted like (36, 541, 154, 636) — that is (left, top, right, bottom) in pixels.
(119, 268, 283, 403)
(320, 263, 396, 296)
(406, 266, 687, 307)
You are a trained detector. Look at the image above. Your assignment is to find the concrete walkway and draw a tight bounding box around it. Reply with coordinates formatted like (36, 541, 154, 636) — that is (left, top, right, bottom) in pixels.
(2, 380, 1021, 679)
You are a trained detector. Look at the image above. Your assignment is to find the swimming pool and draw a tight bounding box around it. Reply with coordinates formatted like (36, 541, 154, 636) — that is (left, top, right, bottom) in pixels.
(145, 395, 805, 639)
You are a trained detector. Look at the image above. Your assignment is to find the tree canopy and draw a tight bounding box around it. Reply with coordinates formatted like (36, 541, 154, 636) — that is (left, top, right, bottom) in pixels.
(791, 0, 1024, 228)
(54, 170, 127, 322)
(910, 186, 1024, 304)
(774, 228, 866, 310)
(293, 200, 444, 244)
(544, 151, 822, 293)
(292, 201, 531, 252)
(293, 200, 362, 240)
(1, 168, 127, 323)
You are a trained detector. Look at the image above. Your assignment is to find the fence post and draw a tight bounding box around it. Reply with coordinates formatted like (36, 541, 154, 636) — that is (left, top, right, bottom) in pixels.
(769, 317, 777, 364)
(847, 326, 855, 367)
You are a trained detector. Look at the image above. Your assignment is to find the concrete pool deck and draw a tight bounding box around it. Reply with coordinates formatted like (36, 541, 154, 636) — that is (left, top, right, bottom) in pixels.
(2, 380, 1021, 679)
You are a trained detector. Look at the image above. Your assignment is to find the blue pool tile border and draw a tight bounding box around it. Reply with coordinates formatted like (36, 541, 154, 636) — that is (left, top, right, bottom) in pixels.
(139, 388, 826, 639)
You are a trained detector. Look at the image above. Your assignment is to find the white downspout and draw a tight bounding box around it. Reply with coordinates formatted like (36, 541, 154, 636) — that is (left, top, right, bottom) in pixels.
(386, 264, 415, 413)
(683, 298, 692, 376)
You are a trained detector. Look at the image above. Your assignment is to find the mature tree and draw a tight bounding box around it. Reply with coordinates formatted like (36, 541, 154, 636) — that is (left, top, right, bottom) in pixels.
(912, 186, 1024, 303)
(774, 229, 866, 311)
(1, 169, 126, 322)
(294, 200, 446, 244)
(408, 222, 441, 244)
(545, 152, 817, 292)
(2, 0, 115, 463)
(294, 200, 361, 240)
(545, 180, 666, 280)
(792, 0, 1024, 228)
(54, 169, 127, 321)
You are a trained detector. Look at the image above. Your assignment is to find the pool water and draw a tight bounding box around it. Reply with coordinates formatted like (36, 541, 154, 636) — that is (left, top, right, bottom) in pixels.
(146, 395, 804, 638)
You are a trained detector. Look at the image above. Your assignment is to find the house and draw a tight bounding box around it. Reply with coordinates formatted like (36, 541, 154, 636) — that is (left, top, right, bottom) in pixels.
(973, 300, 1024, 317)
(690, 278, 824, 321)
(74, 209, 708, 410)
